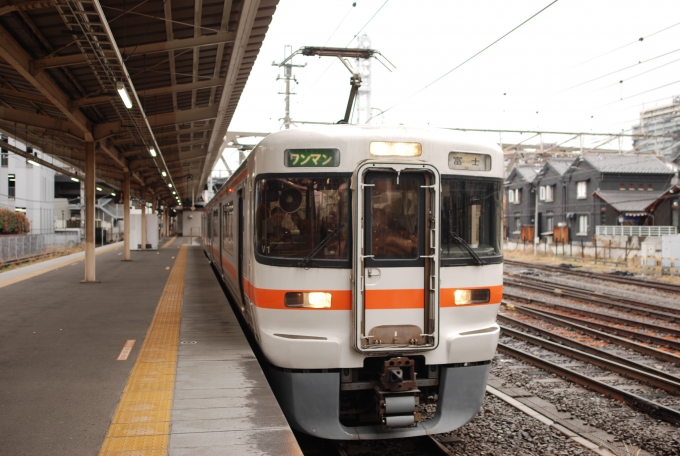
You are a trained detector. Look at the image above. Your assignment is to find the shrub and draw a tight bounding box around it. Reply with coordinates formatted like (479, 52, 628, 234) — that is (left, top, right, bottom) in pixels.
(0, 208, 31, 234)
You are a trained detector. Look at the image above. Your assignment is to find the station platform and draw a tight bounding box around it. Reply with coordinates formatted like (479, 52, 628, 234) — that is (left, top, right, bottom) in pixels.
(0, 237, 302, 455)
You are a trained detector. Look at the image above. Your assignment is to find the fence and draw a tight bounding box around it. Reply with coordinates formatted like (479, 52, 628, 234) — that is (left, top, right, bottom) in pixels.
(0, 232, 81, 264)
(595, 226, 677, 236)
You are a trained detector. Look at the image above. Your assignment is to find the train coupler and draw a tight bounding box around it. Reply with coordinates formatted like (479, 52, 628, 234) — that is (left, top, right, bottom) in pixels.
(376, 357, 420, 428)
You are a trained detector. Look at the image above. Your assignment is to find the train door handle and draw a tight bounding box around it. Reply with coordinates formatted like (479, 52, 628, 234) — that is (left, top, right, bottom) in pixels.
(367, 268, 381, 278)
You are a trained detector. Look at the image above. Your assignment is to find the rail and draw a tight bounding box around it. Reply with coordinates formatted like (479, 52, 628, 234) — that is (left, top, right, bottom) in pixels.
(596, 225, 677, 236)
(496, 342, 680, 425)
(504, 259, 680, 293)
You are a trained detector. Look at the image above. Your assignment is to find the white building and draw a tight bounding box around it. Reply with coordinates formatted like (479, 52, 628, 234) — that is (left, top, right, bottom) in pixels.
(632, 96, 680, 161)
(0, 135, 55, 235)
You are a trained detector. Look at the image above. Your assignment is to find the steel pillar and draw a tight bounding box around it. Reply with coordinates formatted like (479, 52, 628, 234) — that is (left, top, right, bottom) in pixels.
(141, 191, 147, 251)
(164, 206, 169, 237)
(123, 170, 131, 260)
(84, 142, 96, 282)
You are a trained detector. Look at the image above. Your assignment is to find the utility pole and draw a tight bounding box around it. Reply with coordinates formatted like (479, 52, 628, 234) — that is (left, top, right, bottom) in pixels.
(354, 33, 372, 124)
(272, 45, 306, 129)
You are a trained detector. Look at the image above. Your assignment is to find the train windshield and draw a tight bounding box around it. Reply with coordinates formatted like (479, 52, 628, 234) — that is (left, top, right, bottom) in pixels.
(440, 177, 503, 265)
(255, 175, 350, 267)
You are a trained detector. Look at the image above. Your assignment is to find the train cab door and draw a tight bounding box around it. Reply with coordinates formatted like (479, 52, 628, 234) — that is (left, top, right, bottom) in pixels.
(237, 189, 250, 321)
(354, 163, 440, 353)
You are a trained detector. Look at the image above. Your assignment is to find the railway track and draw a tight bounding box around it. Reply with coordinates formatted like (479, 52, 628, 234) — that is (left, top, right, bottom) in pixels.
(499, 285, 680, 427)
(503, 296, 680, 353)
(298, 433, 455, 456)
(505, 273, 680, 321)
(496, 339, 680, 425)
(504, 302, 680, 365)
(503, 290, 680, 338)
(337, 436, 454, 456)
(505, 259, 680, 294)
(498, 311, 680, 383)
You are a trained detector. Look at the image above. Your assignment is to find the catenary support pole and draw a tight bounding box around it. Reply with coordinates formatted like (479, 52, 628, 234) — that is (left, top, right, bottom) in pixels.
(84, 142, 96, 282)
(123, 170, 131, 260)
(141, 189, 147, 251)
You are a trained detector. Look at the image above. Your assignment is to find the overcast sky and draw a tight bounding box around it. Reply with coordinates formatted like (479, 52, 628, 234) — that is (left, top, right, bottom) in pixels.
(217, 0, 680, 172)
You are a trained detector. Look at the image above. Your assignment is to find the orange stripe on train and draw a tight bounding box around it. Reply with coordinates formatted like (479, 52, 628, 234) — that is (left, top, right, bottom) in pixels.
(364, 289, 424, 309)
(237, 279, 501, 310)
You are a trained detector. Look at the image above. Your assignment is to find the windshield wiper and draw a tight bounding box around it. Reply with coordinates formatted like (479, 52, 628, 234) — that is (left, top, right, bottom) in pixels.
(299, 225, 345, 268)
(449, 231, 486, 266)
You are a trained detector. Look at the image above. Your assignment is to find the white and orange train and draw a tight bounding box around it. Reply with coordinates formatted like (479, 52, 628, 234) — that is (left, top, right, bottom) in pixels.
(201, 125, 503, 439)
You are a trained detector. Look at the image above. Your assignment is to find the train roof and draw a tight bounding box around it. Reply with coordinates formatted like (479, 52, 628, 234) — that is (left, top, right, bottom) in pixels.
(258, 124, 503, 155)
(207, 125, 504, 206)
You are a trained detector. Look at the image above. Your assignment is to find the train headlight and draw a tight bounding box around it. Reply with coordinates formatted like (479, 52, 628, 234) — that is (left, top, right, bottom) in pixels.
(370, 141, 422, 157)
(454, 289, 490, 305)
(284, 292, 332, 309)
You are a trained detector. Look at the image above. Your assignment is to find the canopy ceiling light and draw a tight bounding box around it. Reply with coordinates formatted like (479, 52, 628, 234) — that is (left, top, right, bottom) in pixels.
(115, 81, 133, 109)
(162, 171, 167, 177)
(149, 148, 157, 157)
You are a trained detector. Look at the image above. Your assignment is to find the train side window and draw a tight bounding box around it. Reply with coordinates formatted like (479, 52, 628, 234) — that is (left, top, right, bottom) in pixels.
(254, 174, 351, 268)
(440, 176, 503, 266)
(212, 209, 218, 239)
(223, 202, 234, 254)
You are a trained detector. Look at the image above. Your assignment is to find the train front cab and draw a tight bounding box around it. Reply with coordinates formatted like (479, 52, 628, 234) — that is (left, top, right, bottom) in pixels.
(264, 155, 502, 440)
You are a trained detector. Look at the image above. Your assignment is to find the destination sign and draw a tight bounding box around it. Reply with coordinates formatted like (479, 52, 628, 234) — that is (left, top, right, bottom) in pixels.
(448, 152, 491, 171)
(284, 149, 340, 167)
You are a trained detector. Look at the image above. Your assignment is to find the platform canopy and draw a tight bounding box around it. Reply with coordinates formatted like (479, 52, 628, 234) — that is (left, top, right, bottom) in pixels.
(0, 0, 278, 206)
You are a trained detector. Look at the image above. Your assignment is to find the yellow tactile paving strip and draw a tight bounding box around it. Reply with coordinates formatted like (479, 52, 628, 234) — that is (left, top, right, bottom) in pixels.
(161, 236, 178, 249)
(0, 243, 122, 290)
(99, 245, 187, 456)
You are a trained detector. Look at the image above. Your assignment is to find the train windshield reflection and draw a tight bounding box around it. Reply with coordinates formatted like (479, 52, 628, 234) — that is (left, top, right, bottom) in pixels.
(440, 177, 503, 265)
(255, 176, 350, 265)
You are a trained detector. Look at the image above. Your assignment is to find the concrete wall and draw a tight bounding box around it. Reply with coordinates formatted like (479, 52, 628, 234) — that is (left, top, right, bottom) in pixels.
(181, 210, 201, 237)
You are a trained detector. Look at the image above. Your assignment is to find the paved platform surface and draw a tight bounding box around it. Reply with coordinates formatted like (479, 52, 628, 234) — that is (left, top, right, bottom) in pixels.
(169, 246, 301, 455)
(0, 237, 301, 455)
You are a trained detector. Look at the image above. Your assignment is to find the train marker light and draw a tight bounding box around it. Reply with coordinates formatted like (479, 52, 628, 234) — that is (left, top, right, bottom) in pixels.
(284, 292, 332, 309)
(454, 289, 490, 305)
(370, 141, 421, 157)
(116, 81, 133, 109)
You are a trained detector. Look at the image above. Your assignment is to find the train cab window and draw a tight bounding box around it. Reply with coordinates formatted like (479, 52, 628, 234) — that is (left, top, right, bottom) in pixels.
(369, 177, 420, 260)
(255, 175, 350, 267)
(441, 177, 503, 266)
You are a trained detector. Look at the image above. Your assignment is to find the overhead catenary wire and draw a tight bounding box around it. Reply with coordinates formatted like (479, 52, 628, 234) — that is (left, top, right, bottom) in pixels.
(322, 3, 356, 47)
(366, 0, 559, 123)
(296, 0, 390, 103)
(558, 20, 680, 73)
(598, 56, 680, 90)
(554, 47, 680, 95)
(344, 0, 389, 47)
(597, 78, 680, 109)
